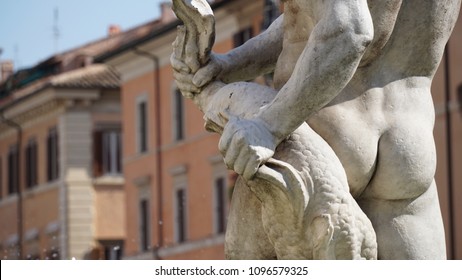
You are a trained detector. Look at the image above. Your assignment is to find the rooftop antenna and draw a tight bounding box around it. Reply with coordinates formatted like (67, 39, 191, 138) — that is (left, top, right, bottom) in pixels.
(53, 7, 60, 53)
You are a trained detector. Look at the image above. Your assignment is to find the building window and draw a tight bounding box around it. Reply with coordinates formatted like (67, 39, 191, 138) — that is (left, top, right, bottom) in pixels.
(93, 129, 122, 177)
(46, 248, 60, 260)
(209, 156, 229, 234)
(7, 144, 18, 195)
(262, 0, 280, 31)
(173, 89, 185, 141)
(214, 177, 227, 234)
(174, 188, 187, 243)
(47, 127, 59, 182)
(102, 131, 122, 175)
(101, 240, 123, 260)
(233, 27, 253, 47)
(136, 182, 151, 253)
(25, 138, 38, 189)
(139, 198, 150, 252)
(137, 98, 148, 153)
(170, 165, 187, 244)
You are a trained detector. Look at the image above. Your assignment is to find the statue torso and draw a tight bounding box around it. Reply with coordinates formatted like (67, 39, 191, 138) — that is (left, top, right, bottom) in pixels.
(274, 0, 458, 197)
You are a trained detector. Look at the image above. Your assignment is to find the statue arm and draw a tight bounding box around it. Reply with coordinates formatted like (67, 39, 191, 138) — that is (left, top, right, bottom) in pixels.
(258, 0, 374, 142)
(220, 14, 284, 82)
(218, 0, 374, 180)
(193, 14, 284, 86)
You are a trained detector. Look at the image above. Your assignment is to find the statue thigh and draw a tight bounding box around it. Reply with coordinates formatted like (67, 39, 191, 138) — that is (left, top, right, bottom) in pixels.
(358, 120, 446, 259)
(358, 181, 446, 259)
(225, 177, 277, 259)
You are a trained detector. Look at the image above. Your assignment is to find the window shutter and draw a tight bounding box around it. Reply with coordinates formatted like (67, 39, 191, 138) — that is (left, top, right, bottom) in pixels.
(93, 131, 103, 177)
(116, 132, 122, 173)
(25, 145, 30, 188)
(32, 142, 38, 186)
(47, 134, 52, 181)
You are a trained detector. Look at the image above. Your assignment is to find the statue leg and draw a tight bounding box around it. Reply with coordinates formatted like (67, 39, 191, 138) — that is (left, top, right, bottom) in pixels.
(225, 177, 277, 259)
(358, 181, 446, 259)
(355, 119, 446, 259)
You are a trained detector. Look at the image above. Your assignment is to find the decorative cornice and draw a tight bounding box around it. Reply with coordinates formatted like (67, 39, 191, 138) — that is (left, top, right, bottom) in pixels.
(0, 87, 102, 138)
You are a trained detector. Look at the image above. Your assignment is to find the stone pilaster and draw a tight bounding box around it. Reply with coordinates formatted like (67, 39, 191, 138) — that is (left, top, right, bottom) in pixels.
(59, 109, 94, 259)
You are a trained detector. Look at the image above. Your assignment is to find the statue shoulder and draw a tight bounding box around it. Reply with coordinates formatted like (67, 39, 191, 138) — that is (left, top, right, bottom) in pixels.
(376, 0, 461, 76)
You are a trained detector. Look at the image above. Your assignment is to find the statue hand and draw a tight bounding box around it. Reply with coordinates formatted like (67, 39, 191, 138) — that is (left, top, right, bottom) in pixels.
(219, 116, 278, 180)
(192, 53, 227, 87)
(170, 53, 201, 99)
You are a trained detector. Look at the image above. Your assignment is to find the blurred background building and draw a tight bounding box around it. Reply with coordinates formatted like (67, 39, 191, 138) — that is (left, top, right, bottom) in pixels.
(0, 0, 461, 259)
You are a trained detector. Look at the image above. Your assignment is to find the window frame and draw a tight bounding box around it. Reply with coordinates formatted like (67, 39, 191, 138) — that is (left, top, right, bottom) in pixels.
(174, 186, 187, 243)
(213, 176, 227, 234)
(233, 26, 253, 47)
(210, 156, 229, 235)
(136, 183, 151, 253)
(101, 129, 122, 176)
(46, 127, 59, 182)
(25, 137, 38, 189)
(136, 95, 149, 154)
(7, 144, 18, 195)
(170, 166, 188, 244)
(100, 240, 124, 260)
(172, 89, 185, 142)
(139, 198, 151, 252)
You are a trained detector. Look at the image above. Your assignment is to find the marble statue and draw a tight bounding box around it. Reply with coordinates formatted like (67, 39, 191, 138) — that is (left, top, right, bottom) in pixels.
(171, 0, 461, 259)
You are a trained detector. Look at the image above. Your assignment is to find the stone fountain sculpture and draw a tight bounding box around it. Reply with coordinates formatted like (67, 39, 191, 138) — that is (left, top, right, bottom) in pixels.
(171, 0, 460, 259)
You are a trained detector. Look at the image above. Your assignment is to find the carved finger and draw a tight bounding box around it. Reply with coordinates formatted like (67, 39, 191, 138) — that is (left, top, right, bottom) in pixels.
(224, 137, 241, 170)
(185, 43, 200, 73)
(172, 72, 201, 94)
(179, 90, 194, 99)
(193, 62, 219, 87)
(218, 116, 240, 154)
(233, 147, 250, 176)
(173, 70, 195, 83)
(175, 81, 200, 95)
(242, 156, 260, 181)
(172, 25, 186, 59)
(171, 55, 191, 73)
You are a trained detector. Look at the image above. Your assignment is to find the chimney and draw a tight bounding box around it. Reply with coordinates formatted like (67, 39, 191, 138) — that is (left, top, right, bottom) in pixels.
(108, 24, 121, 37)
(160, 2, 176, 23)
(1, 60, 14, 82)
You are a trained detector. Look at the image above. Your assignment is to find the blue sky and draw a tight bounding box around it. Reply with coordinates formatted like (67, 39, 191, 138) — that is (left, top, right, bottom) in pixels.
(0, 0, 164, 70)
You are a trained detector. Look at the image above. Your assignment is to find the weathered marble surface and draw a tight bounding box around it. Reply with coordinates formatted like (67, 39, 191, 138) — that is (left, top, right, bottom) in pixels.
(171, 0, 461, 259)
